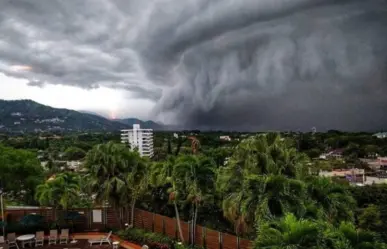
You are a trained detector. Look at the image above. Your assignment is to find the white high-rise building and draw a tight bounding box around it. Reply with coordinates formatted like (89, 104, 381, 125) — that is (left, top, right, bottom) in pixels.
(121, 124, 154, 157)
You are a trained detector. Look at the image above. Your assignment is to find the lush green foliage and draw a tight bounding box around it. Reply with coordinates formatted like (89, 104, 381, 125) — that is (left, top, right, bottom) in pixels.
(35, 172, 82, 209)
(150, 154, 217, 242)
(255, 213, 387, 249)
(0, 144, 44, 204)
(358, 204, 382, 232)
(350, 185, 387, 241)
(216, 134, 355, 236)
(83, 142, 148, 227)
(118, 228, 172, 245)
(64, 146, 86, 160)
(2, 130, 387, 248)
(118, 228, 203, 249)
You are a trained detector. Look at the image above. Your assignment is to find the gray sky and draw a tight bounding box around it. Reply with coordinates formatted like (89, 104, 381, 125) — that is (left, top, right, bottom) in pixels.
(0, 0, 386, 130)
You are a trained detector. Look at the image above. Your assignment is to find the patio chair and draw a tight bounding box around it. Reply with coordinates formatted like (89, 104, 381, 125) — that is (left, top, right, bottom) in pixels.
(35, 231, 44, 247)
(88, 231, 112, 246)
(0, 236, 5, 244)
(6, 233, 19, 249)
(59, 229, 69, 244)
(48, 230, 58, 245)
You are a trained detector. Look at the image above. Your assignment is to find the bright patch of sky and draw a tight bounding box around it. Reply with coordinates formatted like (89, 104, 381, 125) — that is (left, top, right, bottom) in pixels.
(0, 73, 154, 120)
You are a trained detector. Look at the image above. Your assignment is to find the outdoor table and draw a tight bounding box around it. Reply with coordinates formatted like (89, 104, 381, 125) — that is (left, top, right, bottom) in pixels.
(113, 241, 120, 249)
(70, 239, 78, 244)
(16, 234, 35, 248)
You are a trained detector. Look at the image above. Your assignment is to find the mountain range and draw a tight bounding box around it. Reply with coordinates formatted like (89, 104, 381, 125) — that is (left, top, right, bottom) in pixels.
(0, 99, 164, 133)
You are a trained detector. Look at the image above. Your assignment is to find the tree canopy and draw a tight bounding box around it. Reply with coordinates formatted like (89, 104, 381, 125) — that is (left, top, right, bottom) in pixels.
(0, 144, 44, 204)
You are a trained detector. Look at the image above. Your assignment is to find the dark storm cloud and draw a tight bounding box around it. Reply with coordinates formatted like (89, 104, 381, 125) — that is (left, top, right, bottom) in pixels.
(1, 0, 386, 130)
(144, 0, 387, 131)
(0, 0, 162, 98)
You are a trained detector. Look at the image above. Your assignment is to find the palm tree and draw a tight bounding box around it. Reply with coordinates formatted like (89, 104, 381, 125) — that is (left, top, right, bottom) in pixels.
(150, 156, 185, 242)
(35, 172, 80, 210)
(255, 214, 387, 249)
(244, 174, 306, 221)
(83, 142, 134, 228)
(149, 155, 216, 243)
(173, 155, 216, 244)
(217, 133, 309, 234)
(325, 222, 387, 249)
(254, 213, 323, 249)
(305, 176, 355, 224)
(125, 155, 149, 227)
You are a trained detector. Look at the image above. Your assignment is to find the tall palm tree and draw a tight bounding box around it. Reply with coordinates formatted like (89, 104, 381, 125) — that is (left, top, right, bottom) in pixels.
(149, 155, 216, 243)
(84, 142, 140, 228)
(173, 155, 216, 244)
(125, 155, 149, 227)
(150, 156, 185, 242)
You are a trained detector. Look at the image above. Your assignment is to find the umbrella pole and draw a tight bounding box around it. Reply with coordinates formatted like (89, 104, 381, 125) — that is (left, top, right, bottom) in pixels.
(1, 193, 5, 236)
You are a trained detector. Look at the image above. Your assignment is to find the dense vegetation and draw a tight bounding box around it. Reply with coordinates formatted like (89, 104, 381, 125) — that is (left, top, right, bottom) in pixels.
(2, 130, 387, 248)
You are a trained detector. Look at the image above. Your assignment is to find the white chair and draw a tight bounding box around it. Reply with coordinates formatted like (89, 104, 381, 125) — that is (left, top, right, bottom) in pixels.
(7, 233, 19, 249)
(88, 231, 112, 246)
(59, 229, 69, 244)
(48, 230, 58, 245)
(35, 231, 44, 247)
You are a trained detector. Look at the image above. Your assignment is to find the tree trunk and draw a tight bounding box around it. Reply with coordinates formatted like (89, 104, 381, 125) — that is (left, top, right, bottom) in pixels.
(192, 203, 198, 246)
(174, 201, 185, 242)
(130, 199, 136, 227)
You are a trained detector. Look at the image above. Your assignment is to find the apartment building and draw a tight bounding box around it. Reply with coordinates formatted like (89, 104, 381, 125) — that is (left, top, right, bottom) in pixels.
(121, 124, 154, 157)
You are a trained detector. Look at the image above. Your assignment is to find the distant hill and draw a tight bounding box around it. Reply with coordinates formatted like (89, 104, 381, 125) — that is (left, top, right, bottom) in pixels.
(0, 99, 129, 133)
(115, 118, 164, 130)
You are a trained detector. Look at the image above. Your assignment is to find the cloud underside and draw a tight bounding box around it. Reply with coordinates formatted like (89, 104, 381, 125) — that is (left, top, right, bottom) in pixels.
(1, 0, 386, 130)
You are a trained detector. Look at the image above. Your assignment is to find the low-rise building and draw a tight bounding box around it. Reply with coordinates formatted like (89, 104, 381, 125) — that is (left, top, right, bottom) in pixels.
(219, 135, 232, 141)
(41, 160, 83, 172)
(360, 157, 387, 170)
(319, 168, 387, 186)
(319, 149, 344, 159)
(373, 132, 387, 139)
(320, 168, 364, 179)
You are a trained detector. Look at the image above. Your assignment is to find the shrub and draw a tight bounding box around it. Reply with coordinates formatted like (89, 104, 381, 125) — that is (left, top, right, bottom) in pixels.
(117, 228, 204, 249)
(118, 228, 171, 249)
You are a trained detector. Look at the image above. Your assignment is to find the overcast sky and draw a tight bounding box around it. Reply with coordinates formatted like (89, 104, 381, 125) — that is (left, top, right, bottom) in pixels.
(0, 0, 386, 130)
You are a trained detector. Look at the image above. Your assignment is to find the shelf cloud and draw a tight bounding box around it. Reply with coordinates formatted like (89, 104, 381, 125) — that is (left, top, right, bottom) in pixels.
(1, 0, 386, 130)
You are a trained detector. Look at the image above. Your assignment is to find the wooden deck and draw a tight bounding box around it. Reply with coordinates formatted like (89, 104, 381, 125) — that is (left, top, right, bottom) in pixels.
(72, 233, 141, 249)
(20, 239, 141, 249)
(1, 234, 142, 249)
